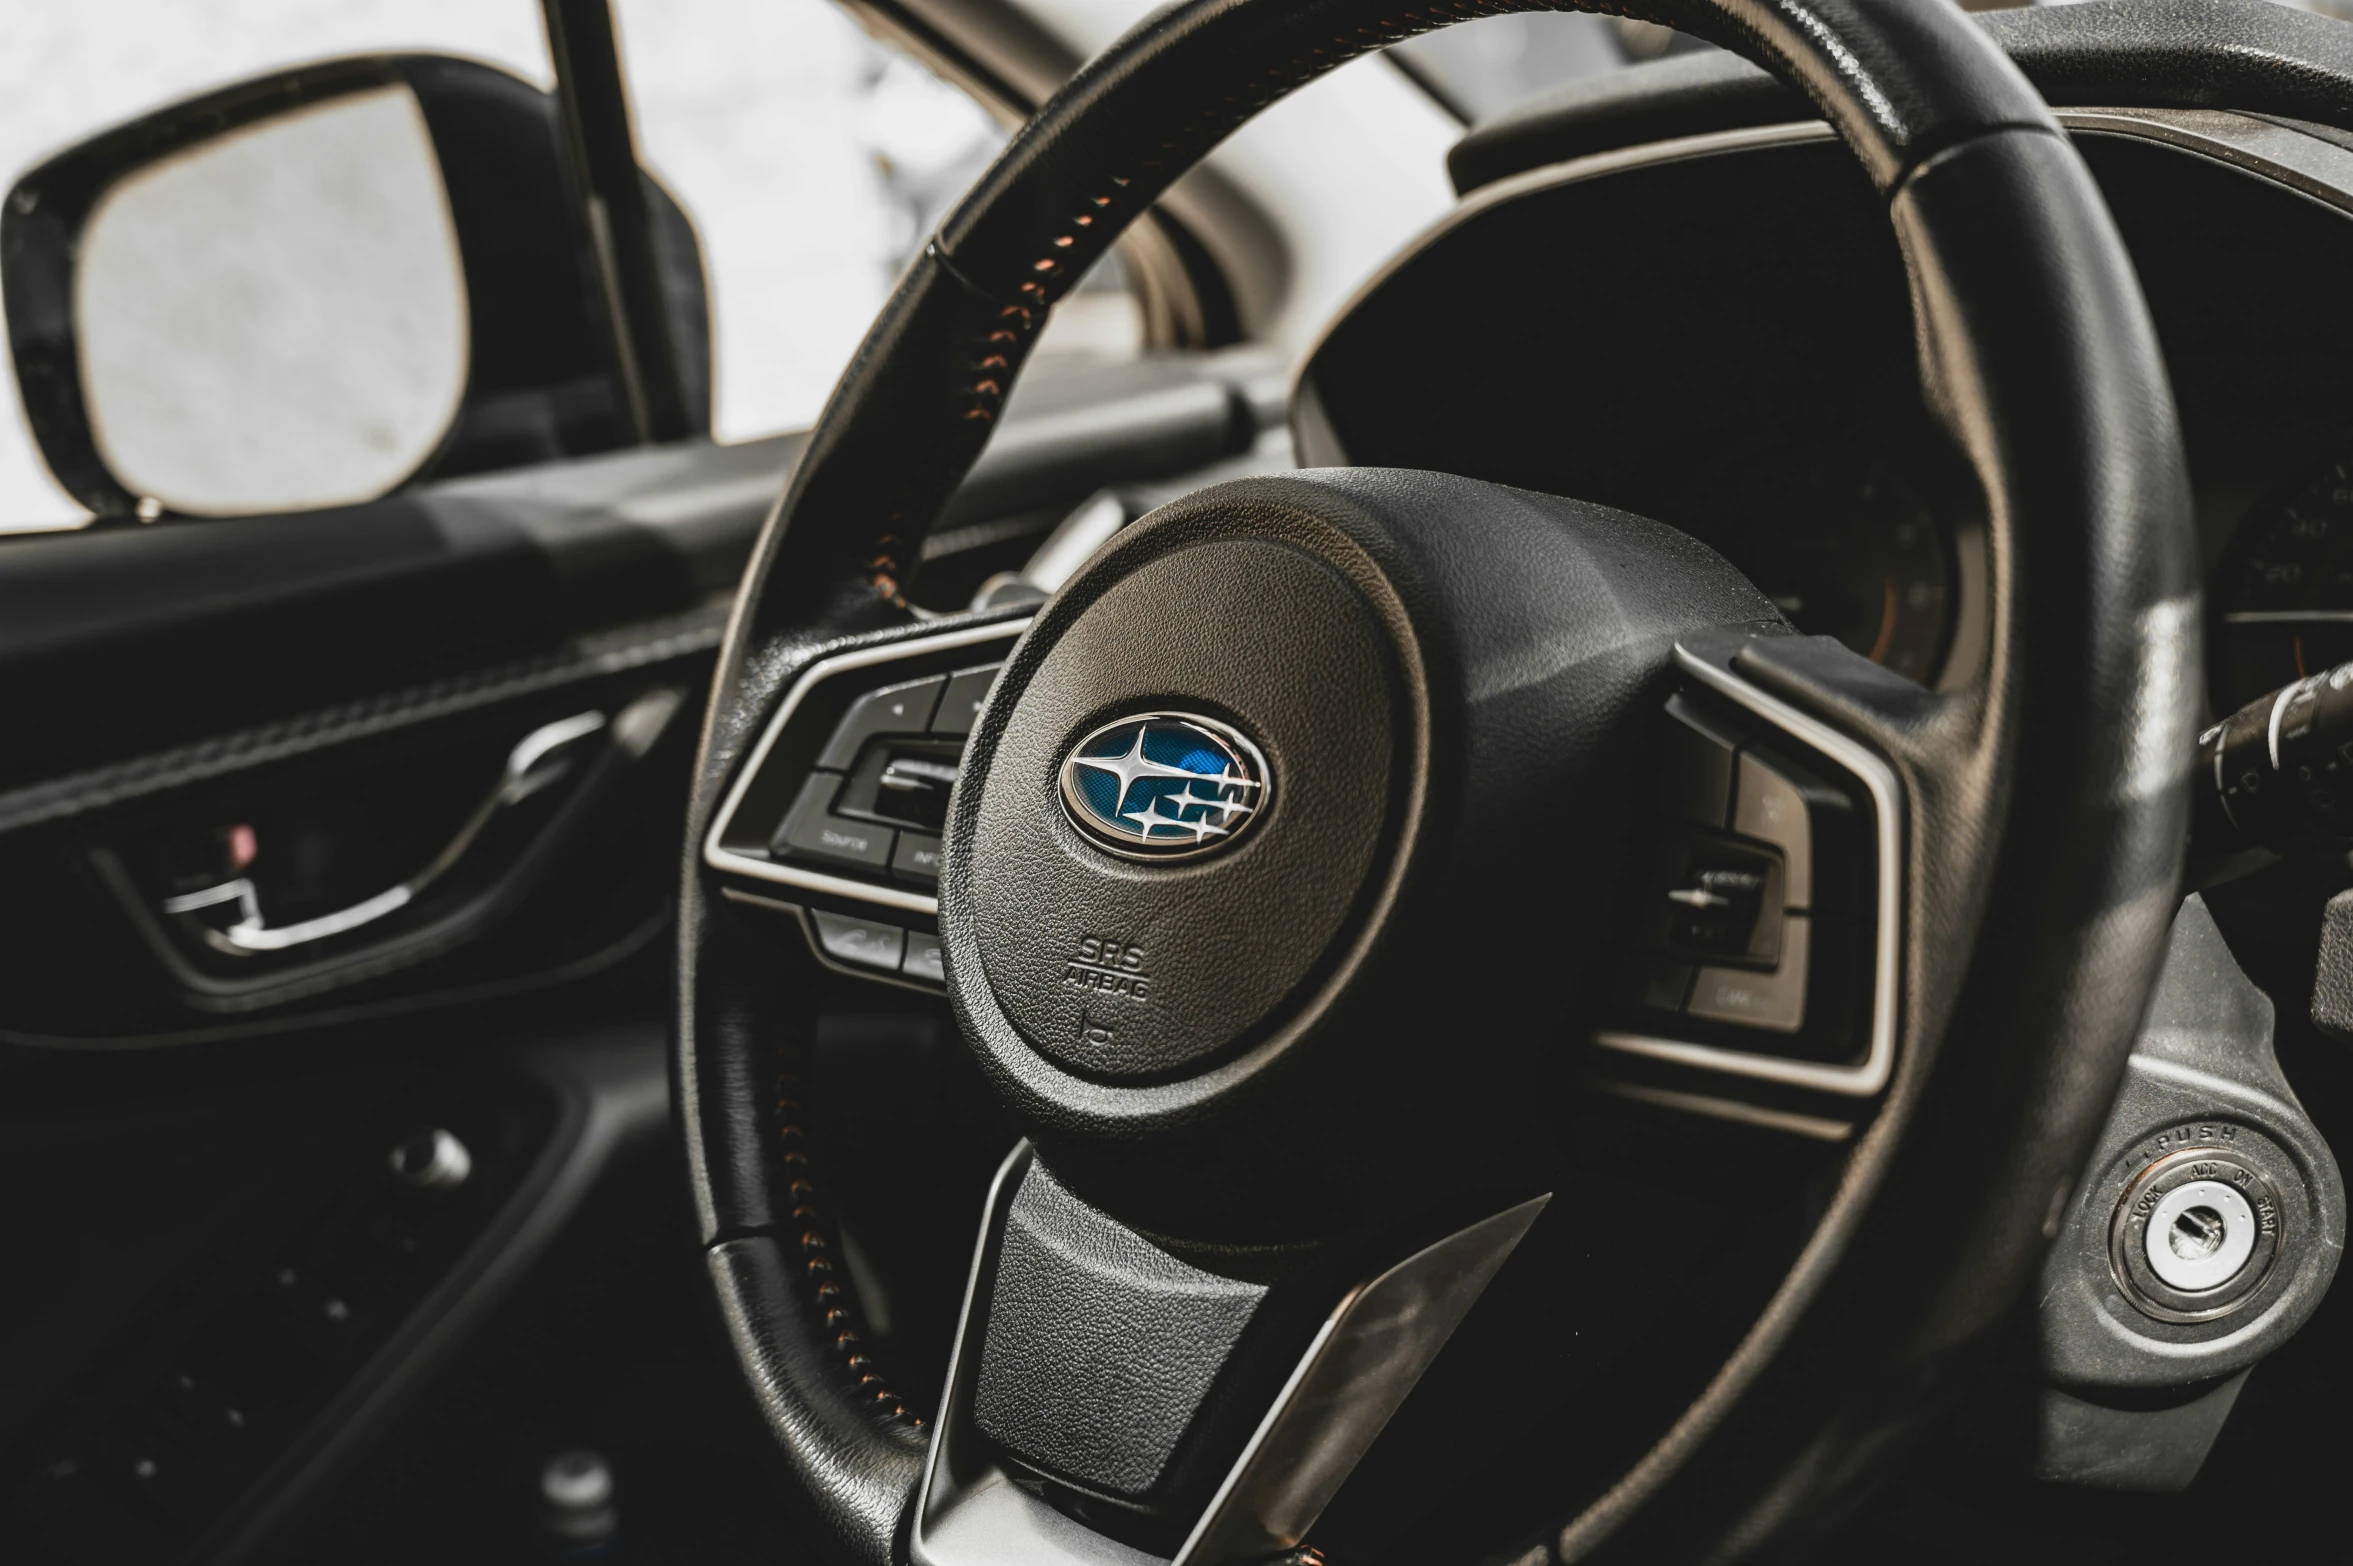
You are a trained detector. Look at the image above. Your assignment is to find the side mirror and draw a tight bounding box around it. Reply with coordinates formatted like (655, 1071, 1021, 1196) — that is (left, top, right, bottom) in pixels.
(2, 54, 710, 522)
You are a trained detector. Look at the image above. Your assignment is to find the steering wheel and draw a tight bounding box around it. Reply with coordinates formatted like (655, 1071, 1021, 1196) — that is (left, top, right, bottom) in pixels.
(677, 1, 2198, 1561)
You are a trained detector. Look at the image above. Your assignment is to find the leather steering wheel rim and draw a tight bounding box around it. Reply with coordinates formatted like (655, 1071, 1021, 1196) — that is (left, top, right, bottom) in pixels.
(676, 3, 2200, 1561)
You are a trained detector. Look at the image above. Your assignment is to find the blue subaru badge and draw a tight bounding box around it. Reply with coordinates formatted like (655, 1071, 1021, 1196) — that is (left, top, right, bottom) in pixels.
(1058, 712, 1270, 860)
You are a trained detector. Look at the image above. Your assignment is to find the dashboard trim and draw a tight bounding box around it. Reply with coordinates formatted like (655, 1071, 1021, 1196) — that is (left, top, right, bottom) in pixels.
(1303, 104, 2353, 395)
(2055, 107, 2353, 220)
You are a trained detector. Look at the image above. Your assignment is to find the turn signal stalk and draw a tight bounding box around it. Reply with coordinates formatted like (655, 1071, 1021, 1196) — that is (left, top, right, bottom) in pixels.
(2200, 662, 2353, 848)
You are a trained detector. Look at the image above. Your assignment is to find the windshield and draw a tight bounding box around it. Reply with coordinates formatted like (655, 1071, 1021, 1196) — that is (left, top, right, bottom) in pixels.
(21, 0, 2336, 533)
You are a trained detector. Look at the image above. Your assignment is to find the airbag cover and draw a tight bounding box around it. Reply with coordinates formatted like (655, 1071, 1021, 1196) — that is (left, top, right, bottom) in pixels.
(964, 529, 1396, 1080)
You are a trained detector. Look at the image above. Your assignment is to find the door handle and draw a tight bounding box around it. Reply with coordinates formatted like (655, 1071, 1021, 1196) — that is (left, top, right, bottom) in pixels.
(159, 705, 632, 955)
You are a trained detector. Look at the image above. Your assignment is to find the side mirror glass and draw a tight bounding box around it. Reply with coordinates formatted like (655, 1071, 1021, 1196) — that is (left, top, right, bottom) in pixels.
(3, 55, 711, 524)
(74, 84, 468, 516)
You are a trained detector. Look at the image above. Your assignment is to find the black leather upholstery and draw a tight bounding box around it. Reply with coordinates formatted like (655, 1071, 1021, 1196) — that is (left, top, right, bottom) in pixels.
(705, 1235, 930, 1559)
(678, 619, 985, 1563)
(677, 1, 2195, 1560)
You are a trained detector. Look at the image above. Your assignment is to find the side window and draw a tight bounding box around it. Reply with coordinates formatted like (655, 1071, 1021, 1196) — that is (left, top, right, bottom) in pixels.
(0, 1, 1143, 533)
(611, 0, 1142, 444)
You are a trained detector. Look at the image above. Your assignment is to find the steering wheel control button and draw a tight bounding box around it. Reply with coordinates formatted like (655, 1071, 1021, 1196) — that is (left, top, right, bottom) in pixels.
(1733, 749, 1816, 908)
(930, 664, 1002, 737)
(1689, 914, 1810, 1033)
(833, 740, 963, 831)
(774, 775, 894, 871)
(789, 815, 893, 870)
(702, 622, 1025, 928)
(902, 931, 945, 985)
(1626, 957, 1696, 1013)
(1662, 842, 1783, 962)
(811, 911, 905, 973)
(1662, 695, 1740, 828)
(2111, 1147, 2283, 1321)
(1058, 711, 1270, 860)
(816, 675, 945, 769)
(1733, 742, 1866, 914)
(1615, 693, 1884, 1064)
(893, 832, 944, 885)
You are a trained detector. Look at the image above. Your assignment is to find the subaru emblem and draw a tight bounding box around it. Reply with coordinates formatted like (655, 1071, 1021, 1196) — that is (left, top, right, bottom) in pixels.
(1057, 712, 1270, 859)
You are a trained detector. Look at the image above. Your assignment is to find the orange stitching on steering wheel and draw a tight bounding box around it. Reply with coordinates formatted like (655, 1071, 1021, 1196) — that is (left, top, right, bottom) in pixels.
(775, 1067, 924, 1427)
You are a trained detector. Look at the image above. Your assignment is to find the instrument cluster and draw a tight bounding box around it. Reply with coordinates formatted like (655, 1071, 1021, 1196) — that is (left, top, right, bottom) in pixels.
(1660, 436, 1970, 689)
(2216, 455, 2353, 712)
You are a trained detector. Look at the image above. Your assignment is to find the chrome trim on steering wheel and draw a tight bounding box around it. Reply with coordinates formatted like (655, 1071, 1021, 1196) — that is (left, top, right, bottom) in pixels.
(162, 708, 616, 954)
(701, 617, 1030, 917)
(1592, 640, 1903, 1098)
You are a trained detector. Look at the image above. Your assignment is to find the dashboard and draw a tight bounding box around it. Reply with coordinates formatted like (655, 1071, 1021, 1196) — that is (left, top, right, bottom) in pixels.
(1294, 108, 2353, 717)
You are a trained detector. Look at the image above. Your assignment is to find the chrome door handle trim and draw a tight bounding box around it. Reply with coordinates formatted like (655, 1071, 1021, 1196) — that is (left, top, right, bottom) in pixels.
(161, 876, 420, 953)
(160, 706, 622, 955)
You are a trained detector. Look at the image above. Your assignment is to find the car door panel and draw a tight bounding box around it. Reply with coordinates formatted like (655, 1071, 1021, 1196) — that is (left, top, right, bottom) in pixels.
(0, 352, 1278, 1049)
(0, 342, 1285, 1561)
